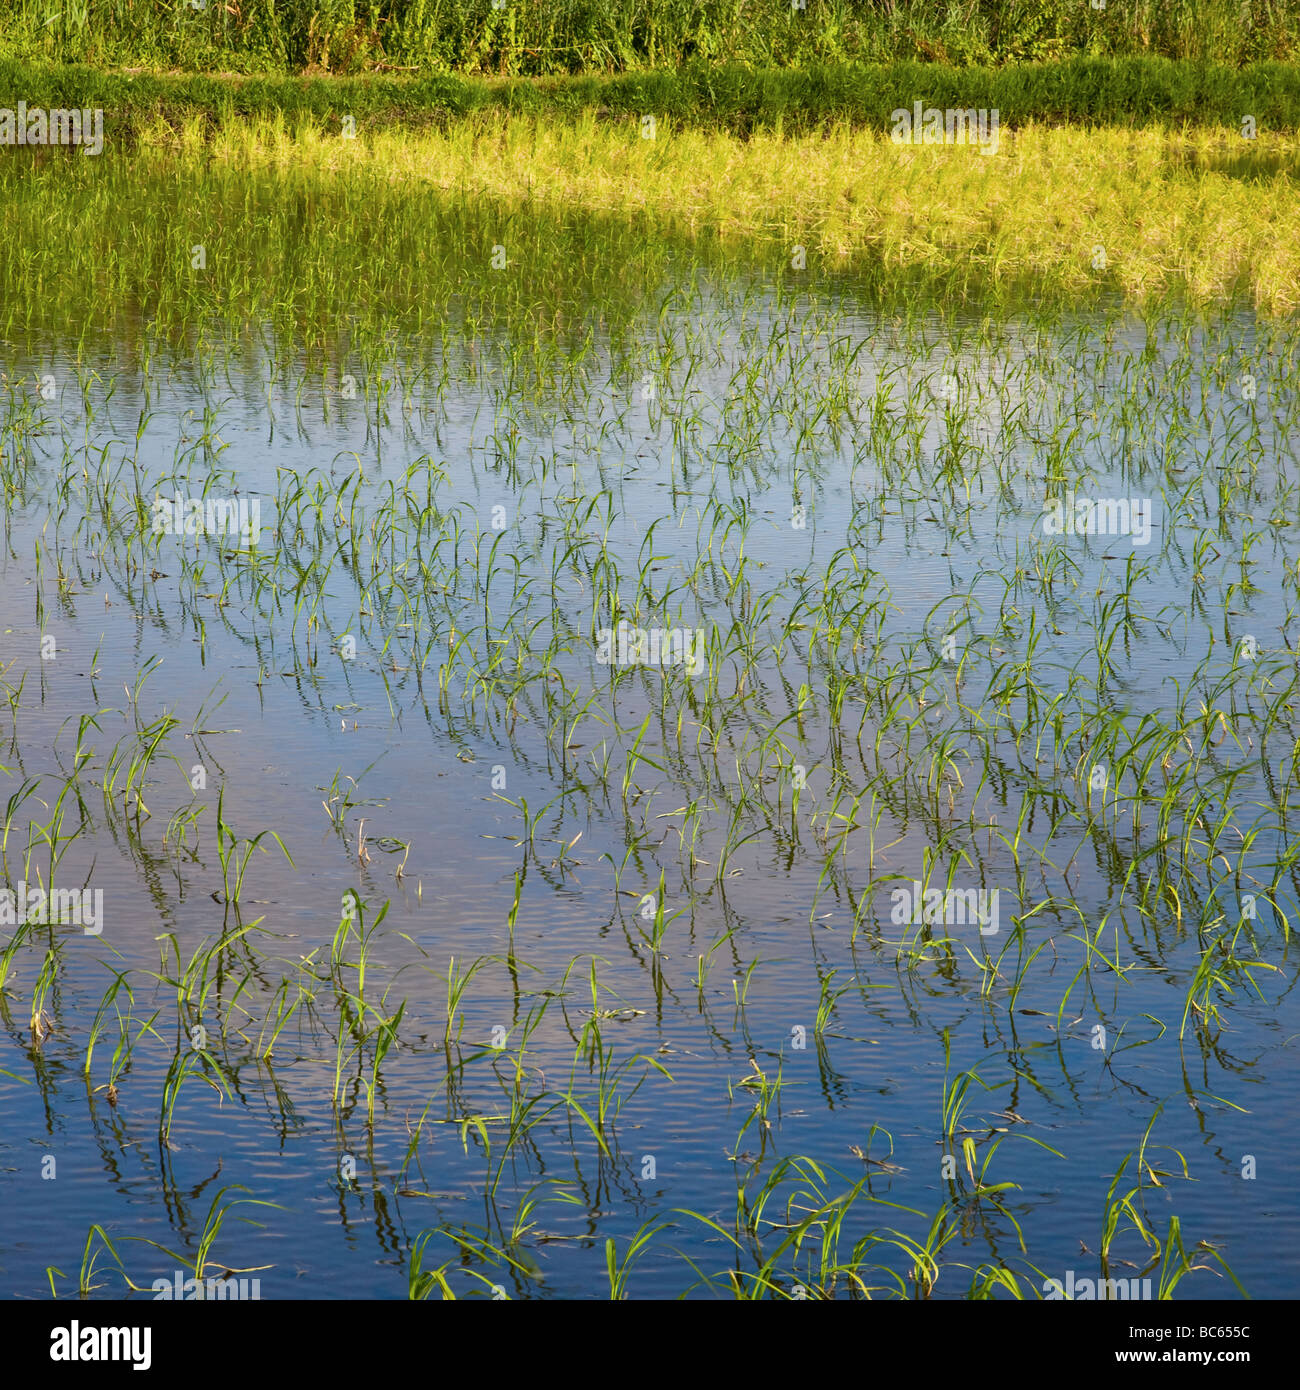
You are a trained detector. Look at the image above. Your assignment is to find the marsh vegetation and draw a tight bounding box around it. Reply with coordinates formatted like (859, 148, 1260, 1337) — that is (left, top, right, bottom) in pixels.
(0, 64, 1296, 1302)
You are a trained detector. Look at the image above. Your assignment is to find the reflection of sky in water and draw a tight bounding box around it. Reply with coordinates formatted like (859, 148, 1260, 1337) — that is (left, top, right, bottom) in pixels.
(0, 283, 1296, 1299)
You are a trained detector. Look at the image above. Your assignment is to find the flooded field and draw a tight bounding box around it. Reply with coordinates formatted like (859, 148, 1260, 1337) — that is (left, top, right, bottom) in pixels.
(1, 155, 1296, 1301)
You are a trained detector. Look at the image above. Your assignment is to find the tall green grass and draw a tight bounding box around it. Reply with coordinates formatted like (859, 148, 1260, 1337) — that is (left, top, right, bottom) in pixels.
(7, 56, 1300, 139)
(4, 0, 1300, 76)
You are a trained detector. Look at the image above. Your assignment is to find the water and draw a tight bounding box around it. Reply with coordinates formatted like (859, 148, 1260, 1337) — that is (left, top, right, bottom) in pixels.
(0, 161, 1296, 1300)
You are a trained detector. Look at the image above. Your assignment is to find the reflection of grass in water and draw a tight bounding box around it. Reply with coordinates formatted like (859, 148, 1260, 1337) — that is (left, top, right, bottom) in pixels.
(46, 1186, 278, 1298)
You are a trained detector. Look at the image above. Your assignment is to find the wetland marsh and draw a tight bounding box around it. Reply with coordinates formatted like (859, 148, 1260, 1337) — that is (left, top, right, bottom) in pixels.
(0, 112, 1297, 1304)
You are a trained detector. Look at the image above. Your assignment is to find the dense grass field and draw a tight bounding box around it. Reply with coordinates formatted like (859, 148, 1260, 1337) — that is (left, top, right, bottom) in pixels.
(8, 54, 1300, 136)
(3, 112, 1297, 312)
(0, 1, 1296, 1341)
(5, 0, 1300, 74)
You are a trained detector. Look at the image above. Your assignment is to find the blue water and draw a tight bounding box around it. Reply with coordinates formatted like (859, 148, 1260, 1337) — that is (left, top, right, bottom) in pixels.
(0, 267, 1296, 1299)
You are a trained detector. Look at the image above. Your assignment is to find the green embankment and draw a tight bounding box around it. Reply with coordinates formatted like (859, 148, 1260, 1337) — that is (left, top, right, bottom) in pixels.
(3, 56, 1300, 138)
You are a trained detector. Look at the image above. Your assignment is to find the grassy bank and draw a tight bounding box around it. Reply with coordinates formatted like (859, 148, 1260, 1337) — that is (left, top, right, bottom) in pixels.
(7, 56, 1300, 138)
(5, 114, 1298, 321)
(6, 0, 1300, 75)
